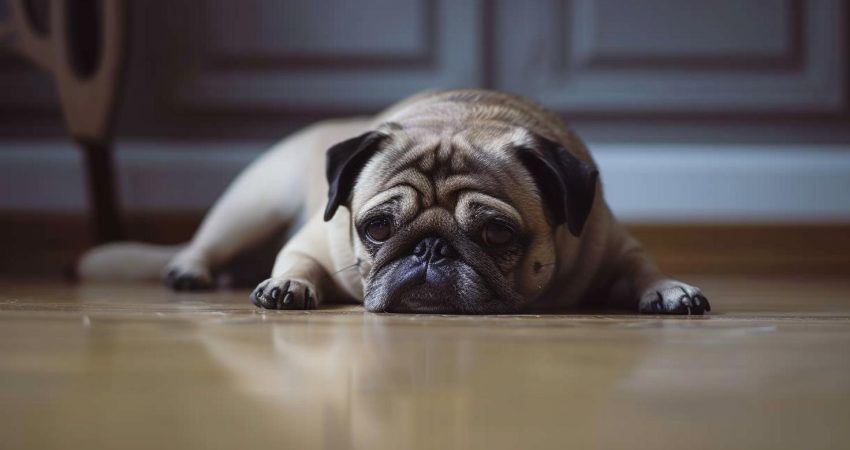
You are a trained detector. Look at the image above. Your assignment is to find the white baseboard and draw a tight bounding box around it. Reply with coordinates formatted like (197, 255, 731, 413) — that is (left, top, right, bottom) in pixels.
(591, 143, 850, 222)
(2, 140, 850, 222)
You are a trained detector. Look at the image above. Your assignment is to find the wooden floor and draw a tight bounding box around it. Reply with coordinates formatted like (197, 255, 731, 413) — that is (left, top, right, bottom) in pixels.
(1, 275, 849, 450)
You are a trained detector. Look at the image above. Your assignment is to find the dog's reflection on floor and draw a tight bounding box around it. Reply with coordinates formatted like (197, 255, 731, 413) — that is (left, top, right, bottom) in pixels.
(199, 314, 650, 449)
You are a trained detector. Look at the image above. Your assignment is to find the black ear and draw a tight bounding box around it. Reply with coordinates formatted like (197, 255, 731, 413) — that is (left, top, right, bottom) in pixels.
(324, 131, 387, 221)
(516, 136, 599, 237)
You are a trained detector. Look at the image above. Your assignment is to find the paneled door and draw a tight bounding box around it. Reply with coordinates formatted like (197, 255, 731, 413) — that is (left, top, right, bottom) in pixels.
(0, 0, 846, 141)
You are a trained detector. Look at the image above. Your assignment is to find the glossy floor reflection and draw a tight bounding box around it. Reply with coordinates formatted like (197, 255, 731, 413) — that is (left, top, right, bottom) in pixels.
(1, 276, 849, 450)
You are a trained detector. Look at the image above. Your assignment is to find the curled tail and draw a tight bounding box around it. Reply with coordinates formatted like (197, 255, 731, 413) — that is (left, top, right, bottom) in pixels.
(77, 242, 184, 282)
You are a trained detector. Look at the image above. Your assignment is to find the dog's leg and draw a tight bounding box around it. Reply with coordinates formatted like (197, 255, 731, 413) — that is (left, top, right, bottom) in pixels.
(164, 119, 371, 291)
(164, 146, 306, 290)
(250, 214, 338, 310)
(606, 229, 710, 315)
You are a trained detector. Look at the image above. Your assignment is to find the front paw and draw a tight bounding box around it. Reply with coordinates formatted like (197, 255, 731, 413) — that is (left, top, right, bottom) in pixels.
(251, 278, 317, 310)
(639, 279, 710, 315)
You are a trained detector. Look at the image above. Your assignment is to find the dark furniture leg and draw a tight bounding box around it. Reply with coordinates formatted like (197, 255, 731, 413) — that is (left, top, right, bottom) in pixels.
(79, 140, 123, 242)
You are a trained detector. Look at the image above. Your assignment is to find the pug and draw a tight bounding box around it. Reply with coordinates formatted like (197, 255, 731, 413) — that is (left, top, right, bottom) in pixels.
(78, 89, 709, 314)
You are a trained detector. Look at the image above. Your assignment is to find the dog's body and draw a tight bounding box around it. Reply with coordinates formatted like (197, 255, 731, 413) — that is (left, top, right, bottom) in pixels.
(79, 89, 708, 314)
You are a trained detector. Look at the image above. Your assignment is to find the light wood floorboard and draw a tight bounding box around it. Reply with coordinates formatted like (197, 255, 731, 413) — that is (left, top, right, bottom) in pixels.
(1, 276, 848, 449)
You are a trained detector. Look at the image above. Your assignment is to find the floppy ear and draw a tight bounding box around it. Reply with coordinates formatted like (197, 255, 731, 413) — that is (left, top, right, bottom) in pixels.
(516, 135, 599, 237)
(324, 131, 387, 221)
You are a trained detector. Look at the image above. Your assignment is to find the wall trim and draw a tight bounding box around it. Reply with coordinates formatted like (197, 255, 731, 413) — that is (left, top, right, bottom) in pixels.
(2, 213, 848, 278)
(1, 140, 850, 222)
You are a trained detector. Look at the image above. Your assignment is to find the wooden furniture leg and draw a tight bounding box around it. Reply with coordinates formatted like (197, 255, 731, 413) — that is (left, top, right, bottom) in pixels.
(1, 0, 128, 242)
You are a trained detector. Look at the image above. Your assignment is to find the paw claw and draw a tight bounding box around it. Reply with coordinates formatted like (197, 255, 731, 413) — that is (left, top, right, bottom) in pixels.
(305, 290, 315, 309)
(699, 294, 712, 312)
(250, 278, 317, 310)
(639, 280, 709, 315)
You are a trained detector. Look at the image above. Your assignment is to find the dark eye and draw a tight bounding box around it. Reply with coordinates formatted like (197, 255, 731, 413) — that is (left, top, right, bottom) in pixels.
(481, 221, 514, 247)
(365, 217, 392, 242)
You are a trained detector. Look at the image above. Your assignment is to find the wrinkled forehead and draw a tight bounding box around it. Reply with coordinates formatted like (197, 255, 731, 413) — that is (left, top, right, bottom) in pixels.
(352, 125, 538, 223)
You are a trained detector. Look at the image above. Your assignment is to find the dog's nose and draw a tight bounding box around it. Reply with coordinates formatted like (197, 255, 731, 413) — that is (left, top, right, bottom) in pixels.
(412, 236, 456, 264)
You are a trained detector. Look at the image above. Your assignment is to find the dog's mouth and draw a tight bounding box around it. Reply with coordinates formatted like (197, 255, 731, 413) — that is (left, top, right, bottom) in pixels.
(364, 256, 517, 314)
(383, 261, 460, 313)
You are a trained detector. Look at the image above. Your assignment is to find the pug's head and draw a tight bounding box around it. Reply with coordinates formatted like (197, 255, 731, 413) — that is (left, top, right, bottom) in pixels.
(324, 122, 598, 314)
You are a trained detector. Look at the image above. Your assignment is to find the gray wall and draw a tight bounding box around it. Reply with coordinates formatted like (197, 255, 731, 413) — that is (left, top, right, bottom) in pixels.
(0, 0, 847, 143)
(1, 0, 849, 221)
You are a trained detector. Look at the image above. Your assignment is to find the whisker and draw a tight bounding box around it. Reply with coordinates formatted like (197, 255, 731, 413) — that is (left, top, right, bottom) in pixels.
(333, 262, 360, 275)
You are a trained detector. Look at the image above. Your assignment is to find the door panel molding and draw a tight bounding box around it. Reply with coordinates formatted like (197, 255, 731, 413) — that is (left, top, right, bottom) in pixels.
(495, 0, 846, 114)
(172, 0, 483, 112)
